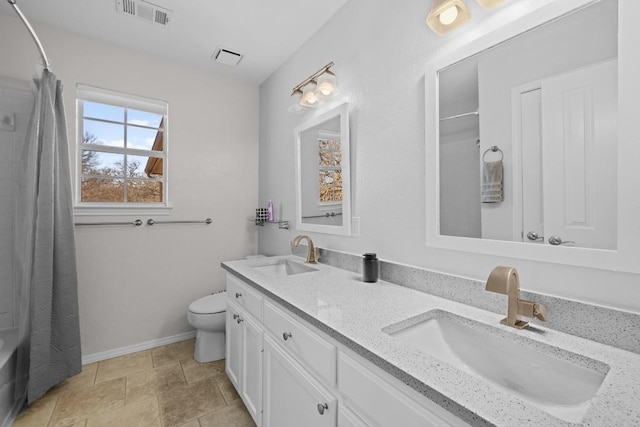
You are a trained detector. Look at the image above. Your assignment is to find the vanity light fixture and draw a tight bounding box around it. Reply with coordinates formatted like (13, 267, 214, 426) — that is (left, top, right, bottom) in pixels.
(427, 0, 471, 35)
(291, 62, 338, 110)
(300, 82, 320, 107)
(287, 89, 306, 113)
(477, 0, 505, 8)
(315, 70, 338, 98)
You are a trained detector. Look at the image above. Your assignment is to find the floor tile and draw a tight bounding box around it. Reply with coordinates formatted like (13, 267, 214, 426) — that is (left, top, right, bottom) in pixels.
(48, 377, 126, 427)
(126, 362, 186, 403)
(95, 351, 153, 384)
(12, 393, 59, 427)
(198, 400, 256, 427)
(216, 373, 241, 405)
(151, 339, 195, 368)
(48, 362, 98, 397)
(181, 357, 226, 384)
(85, 396, 161, 427)
(157, 377, 226, 427)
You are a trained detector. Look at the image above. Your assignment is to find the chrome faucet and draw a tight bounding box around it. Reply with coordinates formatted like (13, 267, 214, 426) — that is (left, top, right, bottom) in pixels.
(291, 235, 320, 264)
(485, 266, 547, 329)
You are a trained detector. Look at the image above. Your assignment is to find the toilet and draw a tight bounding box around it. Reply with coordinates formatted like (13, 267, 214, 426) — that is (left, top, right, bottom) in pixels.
(187, 291, 227, 363)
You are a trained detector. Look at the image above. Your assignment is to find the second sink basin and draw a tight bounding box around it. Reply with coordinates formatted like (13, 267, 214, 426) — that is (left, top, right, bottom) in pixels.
(384, 310, 608, 423)
(252, 259, 318, 277)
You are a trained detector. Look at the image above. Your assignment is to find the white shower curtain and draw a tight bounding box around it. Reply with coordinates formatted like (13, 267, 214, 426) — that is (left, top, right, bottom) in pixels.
(15, 69, 81, 404)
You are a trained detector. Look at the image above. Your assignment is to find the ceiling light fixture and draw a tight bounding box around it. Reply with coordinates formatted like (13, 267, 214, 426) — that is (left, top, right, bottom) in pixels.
(291, 62, 338, 110)
(426, 0, 471, 35)
(477, 0, 505, 8)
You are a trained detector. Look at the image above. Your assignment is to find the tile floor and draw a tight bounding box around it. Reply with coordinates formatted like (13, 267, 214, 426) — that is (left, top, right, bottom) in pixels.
(12, 339, 256, 427)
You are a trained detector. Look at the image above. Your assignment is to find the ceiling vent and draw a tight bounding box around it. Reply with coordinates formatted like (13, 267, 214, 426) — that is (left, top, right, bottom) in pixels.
(212, 47, 244, 67)
(116, 0, 172, 26)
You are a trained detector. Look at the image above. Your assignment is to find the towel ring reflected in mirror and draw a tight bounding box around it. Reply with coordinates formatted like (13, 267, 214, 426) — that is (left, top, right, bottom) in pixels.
(482, 145, 503, 161)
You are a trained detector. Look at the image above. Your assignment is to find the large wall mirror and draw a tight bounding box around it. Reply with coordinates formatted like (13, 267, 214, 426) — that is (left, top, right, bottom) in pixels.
(426, 0, 640, 273)
(295, 103, 351, 235)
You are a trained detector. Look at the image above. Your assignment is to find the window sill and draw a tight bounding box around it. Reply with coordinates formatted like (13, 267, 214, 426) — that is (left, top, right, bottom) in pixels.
(74, 204, 173, 216)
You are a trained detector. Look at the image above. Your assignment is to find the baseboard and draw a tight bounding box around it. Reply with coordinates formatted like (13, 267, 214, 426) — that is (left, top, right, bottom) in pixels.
(81, 330, 197, 365)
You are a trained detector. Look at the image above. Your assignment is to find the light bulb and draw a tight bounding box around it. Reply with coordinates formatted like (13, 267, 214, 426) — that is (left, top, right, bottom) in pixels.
(315, 72, 338, 98)
(300, 83, 319, 107)
(439, 6, 459, 25)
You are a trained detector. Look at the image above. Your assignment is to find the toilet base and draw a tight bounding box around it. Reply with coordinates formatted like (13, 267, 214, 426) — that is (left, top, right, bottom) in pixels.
(194, 330, 226, 363)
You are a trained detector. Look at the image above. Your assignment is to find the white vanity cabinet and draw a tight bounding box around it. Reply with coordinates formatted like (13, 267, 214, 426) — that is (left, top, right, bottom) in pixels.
(263, 334, 337, 427)
(339, 353, 468, 427)
(225, 276, 264, 426)
(225, 273, 468, 427)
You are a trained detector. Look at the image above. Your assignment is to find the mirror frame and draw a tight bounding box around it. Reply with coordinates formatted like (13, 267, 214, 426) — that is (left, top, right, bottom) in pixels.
(425, 0, 640, 273)
(295, 102, 351, 236)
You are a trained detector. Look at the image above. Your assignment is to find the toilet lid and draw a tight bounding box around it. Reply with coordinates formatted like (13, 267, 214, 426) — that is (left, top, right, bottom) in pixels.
(189, 292, 226, 314)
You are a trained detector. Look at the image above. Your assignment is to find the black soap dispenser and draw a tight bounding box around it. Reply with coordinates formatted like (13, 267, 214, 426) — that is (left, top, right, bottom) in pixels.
(363, 253, 379, 283)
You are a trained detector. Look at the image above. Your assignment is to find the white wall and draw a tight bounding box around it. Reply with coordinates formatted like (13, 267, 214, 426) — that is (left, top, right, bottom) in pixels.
(0, 13, 259, 355)
(258, 0, 640, 314)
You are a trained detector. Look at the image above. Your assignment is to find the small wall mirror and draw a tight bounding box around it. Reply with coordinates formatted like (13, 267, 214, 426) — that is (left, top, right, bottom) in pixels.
(426, 0, 640, 273)
(295, 103, 351, 235)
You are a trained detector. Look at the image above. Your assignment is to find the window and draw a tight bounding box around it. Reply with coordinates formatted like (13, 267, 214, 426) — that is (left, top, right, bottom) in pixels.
(76, 85, 169, 213)
(317, 130, 342, 205)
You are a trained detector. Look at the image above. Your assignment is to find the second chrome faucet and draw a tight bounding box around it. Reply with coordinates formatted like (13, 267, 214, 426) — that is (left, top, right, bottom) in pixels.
(485, 266, 547, 329)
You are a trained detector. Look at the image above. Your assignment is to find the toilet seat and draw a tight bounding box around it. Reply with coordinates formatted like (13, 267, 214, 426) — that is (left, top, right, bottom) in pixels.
(189, 292, 226, 314)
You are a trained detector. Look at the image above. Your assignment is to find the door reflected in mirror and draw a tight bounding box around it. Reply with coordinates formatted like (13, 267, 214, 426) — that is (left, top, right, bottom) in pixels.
(438, 0, 617, 250)
(295, 103, 351, 236)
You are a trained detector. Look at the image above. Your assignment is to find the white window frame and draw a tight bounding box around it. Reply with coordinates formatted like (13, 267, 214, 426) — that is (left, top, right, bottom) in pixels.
(74, 84, 172, 216)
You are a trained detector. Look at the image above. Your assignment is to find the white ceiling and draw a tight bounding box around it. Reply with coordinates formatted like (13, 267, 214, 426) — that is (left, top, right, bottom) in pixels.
(1, 0, 349, 84)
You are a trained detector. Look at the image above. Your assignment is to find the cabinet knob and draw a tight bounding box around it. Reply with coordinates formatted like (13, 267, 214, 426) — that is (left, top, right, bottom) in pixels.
(235, 292, 242, 298)
(236, 317, 243, 324)
(282, 332, 292, 341)
(233, 314, 239, 320)
(317, 403, 328, 415)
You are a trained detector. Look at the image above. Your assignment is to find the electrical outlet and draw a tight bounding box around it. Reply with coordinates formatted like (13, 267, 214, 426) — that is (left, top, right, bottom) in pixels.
(351, 217, 360, 237)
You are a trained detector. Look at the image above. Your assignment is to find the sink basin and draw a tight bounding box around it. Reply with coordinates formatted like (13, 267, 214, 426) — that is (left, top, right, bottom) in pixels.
(252, 259, 318, 277)
(384, 310, 608, 423)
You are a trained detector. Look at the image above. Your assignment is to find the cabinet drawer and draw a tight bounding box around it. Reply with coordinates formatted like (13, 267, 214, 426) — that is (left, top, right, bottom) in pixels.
(339, 353, 467, 427)
(227, 274, 263, 320)
(263, 300, 336, 386)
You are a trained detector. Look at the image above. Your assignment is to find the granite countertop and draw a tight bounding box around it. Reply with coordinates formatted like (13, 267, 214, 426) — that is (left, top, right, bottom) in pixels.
(221, 255, 640, 427)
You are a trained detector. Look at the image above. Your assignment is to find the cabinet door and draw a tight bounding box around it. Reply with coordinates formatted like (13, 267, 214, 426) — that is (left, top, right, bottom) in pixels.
(242, 314, 264, 426)
(338, 406, 368, 427)
(225, 302, 242, 390)
(263, 336, 336, 427)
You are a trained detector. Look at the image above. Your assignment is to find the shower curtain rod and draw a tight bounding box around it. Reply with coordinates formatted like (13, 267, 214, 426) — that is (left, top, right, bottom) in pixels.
(7, 0, 51, 70)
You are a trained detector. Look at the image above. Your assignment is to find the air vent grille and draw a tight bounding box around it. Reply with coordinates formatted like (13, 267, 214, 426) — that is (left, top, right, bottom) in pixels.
(155, 10, 169, 25)
(115, 0, 172, 26)
(122, 0, 135, 15)
(212, 47, 245, 67)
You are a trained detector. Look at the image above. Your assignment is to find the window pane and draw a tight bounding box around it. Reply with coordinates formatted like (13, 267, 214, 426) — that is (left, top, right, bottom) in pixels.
(127, 180, 163, 203)
(126, 155, 158, 178)
(83, 101, 124, 122)
(128, 109, 163, 128)
(81, 178, 124, 202)
(82, 150, 125, 177)
(83, 119, 124, 147)
(127, 126, 162, 151)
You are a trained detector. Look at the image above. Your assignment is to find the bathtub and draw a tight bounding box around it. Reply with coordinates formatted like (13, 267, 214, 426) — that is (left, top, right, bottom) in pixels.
(0, 328, 20, 427)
